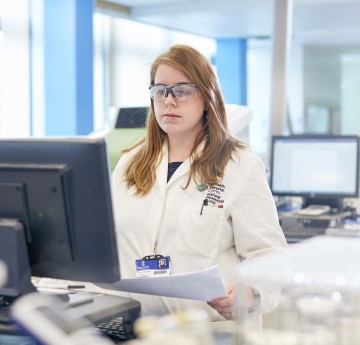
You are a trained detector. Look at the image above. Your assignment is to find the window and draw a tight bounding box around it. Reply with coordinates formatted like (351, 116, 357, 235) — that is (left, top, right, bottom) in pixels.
(93, 13, 216, 131)
(0, 0, 30, 138)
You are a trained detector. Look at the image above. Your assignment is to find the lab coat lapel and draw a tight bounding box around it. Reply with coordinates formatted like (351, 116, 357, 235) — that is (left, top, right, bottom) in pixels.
(155, 141, 191, 190)
(156, 139, 205, 189)
(167, 159, 190, 188)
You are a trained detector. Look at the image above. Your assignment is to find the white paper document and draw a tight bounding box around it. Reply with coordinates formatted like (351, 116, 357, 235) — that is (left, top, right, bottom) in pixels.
(96, 265, 227, 302)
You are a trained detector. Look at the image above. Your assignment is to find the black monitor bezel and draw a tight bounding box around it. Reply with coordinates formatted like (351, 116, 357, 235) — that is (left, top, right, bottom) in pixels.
(0, 138, 120, 289)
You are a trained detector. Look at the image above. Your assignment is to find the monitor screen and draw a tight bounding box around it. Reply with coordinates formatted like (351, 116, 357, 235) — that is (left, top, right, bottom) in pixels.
(0, 138, 120, 298)
(270, 135, 360, 207)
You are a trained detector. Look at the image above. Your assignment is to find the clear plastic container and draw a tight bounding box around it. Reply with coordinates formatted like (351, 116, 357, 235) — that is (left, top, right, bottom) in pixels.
(236, 235, 360, 345)
(131, 309, 216, 345)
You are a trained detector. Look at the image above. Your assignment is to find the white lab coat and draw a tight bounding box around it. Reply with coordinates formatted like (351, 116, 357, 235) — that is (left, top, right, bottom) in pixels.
(111, 142, 287, 323)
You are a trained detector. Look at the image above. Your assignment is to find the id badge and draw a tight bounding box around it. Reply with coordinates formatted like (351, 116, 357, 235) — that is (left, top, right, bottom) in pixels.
(135, 255, 171, 278)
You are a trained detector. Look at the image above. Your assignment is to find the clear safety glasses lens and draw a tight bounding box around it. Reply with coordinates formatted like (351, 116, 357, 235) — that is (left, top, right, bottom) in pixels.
(149, 83, 197, 102)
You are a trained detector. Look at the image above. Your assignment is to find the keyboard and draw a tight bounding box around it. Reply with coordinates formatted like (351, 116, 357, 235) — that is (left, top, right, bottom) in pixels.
(0, 295, 16, 307)
(282, 226, 328, 243)
(96, 316, 136, 343)
(0, 294, 138, 343)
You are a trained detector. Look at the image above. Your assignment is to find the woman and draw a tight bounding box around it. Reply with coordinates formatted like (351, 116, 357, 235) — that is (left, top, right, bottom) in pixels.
(112, 44, 287, 322)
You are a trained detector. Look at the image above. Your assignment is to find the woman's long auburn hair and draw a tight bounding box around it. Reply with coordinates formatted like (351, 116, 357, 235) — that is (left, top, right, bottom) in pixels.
(122, 44, 246, 195)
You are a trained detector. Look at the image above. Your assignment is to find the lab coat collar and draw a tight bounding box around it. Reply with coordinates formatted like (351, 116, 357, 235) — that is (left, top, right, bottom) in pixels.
(156, 140, 206, 191)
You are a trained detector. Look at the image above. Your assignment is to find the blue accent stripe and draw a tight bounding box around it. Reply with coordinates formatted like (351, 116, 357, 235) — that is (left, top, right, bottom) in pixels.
(216, 39, 247, 105)
(31, 0, 94, 136)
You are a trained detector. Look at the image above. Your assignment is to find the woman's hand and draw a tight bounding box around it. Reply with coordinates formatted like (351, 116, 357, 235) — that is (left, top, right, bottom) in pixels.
(207, 286, 236, 320)
(208, 286, 255, 320)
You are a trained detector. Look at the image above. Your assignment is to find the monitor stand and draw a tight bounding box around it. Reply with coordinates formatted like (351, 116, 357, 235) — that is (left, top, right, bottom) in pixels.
(0, 219, 95, 322)
(0, 219, 37, 323)
(0, 218, 141, 340)
(0, 219, 36, 296)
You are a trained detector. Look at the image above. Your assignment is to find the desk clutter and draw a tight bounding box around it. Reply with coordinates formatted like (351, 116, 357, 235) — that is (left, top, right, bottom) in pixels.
(275, 196, 360, 243)
(1, 274, 235, 345)
(126, 310, 217, 345)
(279, 209, 352, 242)
(237, 235, 360, 345)
(1, 291, 226, 345)
(0, 290, 140, 344)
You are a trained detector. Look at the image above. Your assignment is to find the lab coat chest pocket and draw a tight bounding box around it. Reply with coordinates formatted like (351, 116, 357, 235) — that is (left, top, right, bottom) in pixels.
(175, 204, 223, 260)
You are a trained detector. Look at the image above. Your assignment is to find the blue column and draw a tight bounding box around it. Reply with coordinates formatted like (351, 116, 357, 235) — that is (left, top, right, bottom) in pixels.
(30, 0, 94, 136)
(215, 39, 247, 105)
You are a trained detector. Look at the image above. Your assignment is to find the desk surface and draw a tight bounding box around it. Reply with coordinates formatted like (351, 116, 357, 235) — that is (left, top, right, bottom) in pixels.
(0, 325, 236, 345)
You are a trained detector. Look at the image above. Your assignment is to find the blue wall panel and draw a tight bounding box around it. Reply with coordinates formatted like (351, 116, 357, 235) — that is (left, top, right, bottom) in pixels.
(31, 0, 94, 136)
(216, 39, 247, 105)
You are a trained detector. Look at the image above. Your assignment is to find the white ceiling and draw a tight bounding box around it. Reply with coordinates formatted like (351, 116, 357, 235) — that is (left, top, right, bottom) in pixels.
(97, 0, 360, 47)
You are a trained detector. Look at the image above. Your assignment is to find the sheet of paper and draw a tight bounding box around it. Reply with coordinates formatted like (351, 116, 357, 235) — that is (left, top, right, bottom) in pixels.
(96, 265, 227, 302)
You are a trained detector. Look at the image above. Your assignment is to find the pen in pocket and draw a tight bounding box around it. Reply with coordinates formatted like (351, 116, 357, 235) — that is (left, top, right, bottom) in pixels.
(200, 198, 208, 215)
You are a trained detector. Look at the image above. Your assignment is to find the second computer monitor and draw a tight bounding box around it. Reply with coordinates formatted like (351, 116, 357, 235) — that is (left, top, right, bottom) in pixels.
(270, 135, 360, 210)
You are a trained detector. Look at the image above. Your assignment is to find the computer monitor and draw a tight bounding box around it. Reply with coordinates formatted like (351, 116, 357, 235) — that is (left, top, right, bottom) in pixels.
(0, 138, 120, 299)
(269, 135, 360, 211)
(114, 107, 148, 129)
